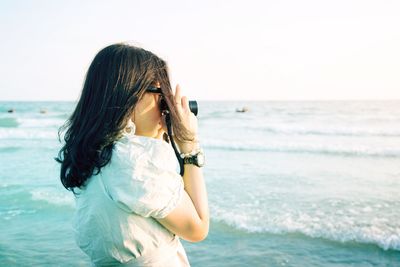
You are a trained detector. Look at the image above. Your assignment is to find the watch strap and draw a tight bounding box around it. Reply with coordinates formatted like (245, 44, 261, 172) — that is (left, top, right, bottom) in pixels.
(183, 156, 196, 165)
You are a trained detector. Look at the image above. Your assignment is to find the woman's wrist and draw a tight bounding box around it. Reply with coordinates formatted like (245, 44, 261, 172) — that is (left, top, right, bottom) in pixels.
(178, 139, 200, 155)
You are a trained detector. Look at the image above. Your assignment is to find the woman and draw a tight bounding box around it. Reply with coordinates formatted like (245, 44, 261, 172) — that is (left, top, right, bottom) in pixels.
(56, 43, 209, 266)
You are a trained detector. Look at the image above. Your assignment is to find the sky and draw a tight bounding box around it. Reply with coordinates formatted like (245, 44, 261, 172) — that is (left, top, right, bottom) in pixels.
(0, 0, 399, 101)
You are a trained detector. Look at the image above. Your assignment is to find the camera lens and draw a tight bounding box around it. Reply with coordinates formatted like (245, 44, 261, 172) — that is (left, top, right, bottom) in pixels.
(189, 101, 198, 116)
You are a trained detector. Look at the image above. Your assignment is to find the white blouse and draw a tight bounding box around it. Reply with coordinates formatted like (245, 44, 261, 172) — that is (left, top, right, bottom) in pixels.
(72, 130, 190, 266)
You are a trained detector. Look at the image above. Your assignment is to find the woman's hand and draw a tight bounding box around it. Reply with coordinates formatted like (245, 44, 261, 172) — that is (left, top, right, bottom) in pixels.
(171, 84, 199, 154)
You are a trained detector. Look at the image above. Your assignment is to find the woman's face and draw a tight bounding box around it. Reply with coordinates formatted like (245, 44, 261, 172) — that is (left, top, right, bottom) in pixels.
(131, 84, 165, 139)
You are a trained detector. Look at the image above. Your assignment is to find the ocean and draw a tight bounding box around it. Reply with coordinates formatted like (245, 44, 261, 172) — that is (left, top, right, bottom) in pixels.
(0, 100, 399, 266)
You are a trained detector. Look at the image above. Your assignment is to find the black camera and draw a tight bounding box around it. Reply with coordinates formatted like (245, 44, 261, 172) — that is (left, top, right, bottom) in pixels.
(146, 85, 197, 116)
(160, 98, 198, 116)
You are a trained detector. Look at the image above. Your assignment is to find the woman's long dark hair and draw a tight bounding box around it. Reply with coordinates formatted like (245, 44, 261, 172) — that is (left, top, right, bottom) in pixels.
(55, 43, 192, 193)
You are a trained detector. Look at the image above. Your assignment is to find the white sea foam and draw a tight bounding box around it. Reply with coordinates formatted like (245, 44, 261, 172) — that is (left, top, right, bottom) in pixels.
(30, 188, 74, 207)
(1, 209, 37, 220)
(248, 123, 400, 137)
(17, 117, 65, 128)
(0, 128, 58, 140)
(211, 202, 400, 251)
(203, 139, 400, 158)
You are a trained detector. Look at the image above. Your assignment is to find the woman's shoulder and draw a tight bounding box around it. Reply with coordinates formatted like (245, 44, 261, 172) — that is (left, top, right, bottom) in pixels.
(112, 132, 178, 173)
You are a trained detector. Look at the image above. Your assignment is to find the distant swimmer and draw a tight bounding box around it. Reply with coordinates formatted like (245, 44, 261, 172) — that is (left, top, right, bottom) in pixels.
(40, 109, 47, 114)
(236, 106, 249, 113)
(7, 108, 14, 113)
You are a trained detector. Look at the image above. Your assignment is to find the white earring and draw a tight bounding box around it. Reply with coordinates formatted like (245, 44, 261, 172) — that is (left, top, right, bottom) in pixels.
(124, 119, 136, 135)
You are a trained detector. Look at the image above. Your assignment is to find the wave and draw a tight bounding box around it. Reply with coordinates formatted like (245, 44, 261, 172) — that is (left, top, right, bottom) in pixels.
(0, 209, 37, 220)
(30, 188, 74, 207)
(0, 115, 65, 140)
(0, 117, 19, 128)
(0, 146, 21, 153)
(0, 128, 59, 140)
(211, 205, 400, 251)
(0, 114, 67, 129)
(251, 125, 400, 137)
(203, 141, 400, 158)
(16, 117, 65, 128)
(55, 113, 70, 120)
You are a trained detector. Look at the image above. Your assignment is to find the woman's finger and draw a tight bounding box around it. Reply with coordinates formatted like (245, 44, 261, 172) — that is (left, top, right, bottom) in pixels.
(181, 96, 190, 112)
(174, 84, 181, 107)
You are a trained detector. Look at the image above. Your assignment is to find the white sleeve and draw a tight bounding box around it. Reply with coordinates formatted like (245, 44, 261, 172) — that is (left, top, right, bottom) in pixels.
(104, 156, 184, 219)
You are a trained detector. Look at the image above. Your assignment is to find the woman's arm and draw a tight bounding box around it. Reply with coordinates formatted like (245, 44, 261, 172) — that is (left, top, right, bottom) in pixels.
(155, 84, 209, 242)
(155, 163, 209, 242)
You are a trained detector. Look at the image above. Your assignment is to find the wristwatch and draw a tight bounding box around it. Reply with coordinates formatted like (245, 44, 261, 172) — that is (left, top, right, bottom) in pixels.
(181, 149, 205, 167)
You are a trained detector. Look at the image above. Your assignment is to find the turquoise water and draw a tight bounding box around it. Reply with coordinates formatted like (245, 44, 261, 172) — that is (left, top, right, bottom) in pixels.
(0, 101, 399, 266)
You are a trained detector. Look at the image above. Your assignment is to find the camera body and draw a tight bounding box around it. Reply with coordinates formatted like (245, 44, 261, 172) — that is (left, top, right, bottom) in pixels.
(160, 98, 198, 116)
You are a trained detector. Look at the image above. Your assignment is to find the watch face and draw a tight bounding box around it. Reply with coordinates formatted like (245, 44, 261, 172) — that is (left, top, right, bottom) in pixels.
(196, 152, 205, 167)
